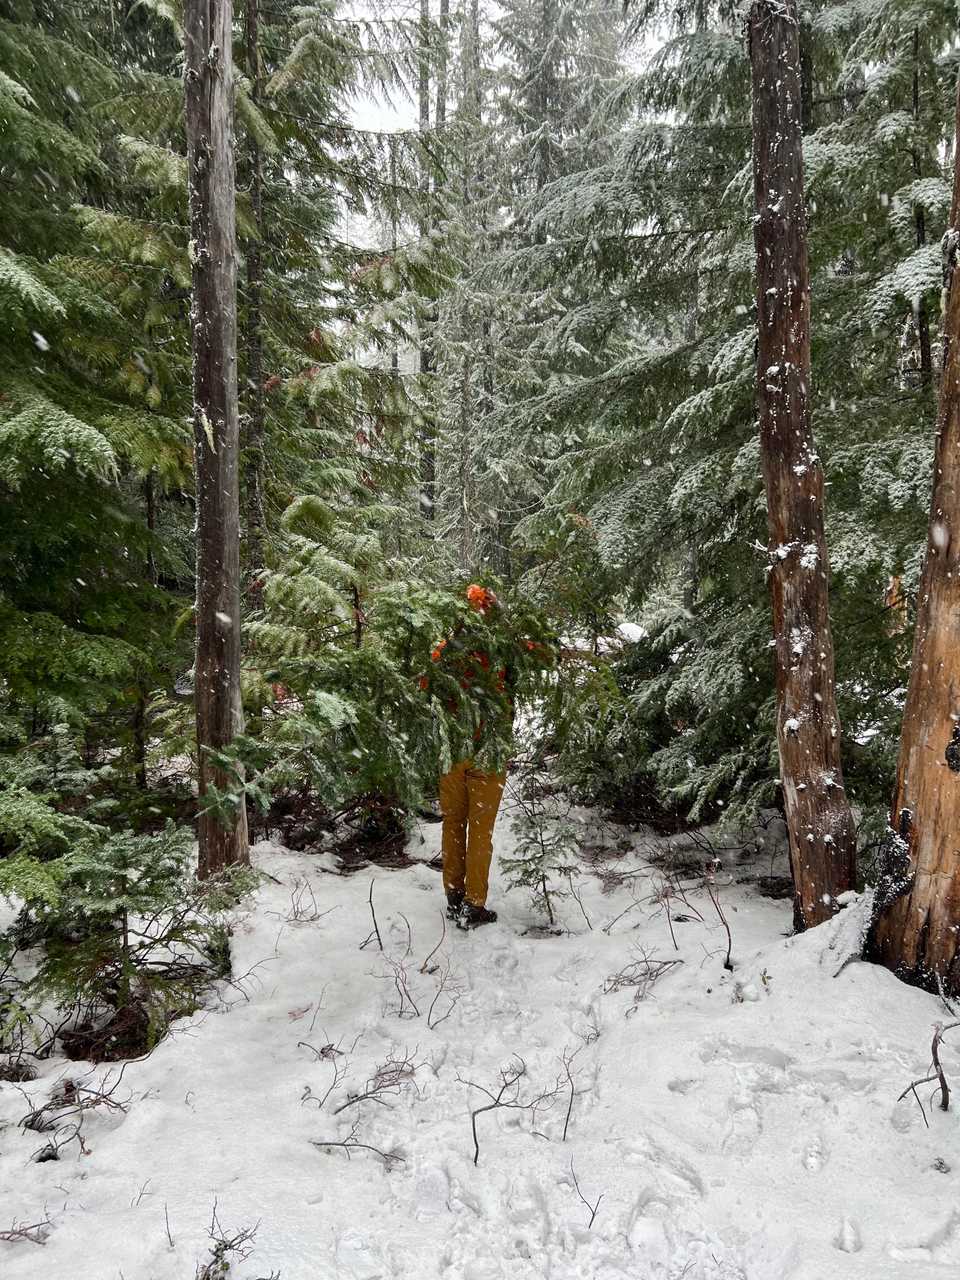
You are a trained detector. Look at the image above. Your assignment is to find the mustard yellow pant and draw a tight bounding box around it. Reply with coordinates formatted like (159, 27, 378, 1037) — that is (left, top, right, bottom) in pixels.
(439, 759, 506, 908)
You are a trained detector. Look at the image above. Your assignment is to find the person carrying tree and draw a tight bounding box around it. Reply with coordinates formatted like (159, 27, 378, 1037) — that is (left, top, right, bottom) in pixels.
(422, 583, 552, 929)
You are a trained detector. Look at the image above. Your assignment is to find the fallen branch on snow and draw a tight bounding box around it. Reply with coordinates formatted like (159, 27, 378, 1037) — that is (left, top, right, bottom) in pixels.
(0, 1216, 52, 1246)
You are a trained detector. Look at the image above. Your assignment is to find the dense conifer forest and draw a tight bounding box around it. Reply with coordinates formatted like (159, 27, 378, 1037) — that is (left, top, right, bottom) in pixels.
(3, 1, 960, 1275)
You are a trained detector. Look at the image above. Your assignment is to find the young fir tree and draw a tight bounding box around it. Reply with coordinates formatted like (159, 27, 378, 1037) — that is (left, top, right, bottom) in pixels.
(483, 0, 952, 849)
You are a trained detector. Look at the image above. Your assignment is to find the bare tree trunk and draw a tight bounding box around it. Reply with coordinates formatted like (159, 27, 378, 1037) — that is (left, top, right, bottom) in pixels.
(870, 75, 960, 993)
(912, 28, 933, 390)
(748, 0, 856, 929)
(185, 0, 250, 876)
(418, 0, 436, 521)
(457, 0, 481, 572)
(435, 0, 448, 130)
(243, 0, 266, 591)
(133, 470, 158, 791)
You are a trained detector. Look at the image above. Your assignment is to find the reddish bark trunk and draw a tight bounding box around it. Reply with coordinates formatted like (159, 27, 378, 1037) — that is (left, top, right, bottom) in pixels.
(748, 0, 856, 928)
(870, 75, 960, 992)
(185, 0, 250, 876)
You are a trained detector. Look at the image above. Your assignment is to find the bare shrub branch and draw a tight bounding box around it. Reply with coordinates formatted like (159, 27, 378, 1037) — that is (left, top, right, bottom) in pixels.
(604, 947, 683, 1008)
(427, 962, 463, 1030)
(419, 912, 447, 975)
(359, 879, 383, 951)
(570, 1161, 603, 1228)
(267, 878, 335, 926)
(384, 956, 420, 1019)
(0, 1215, 52, 1246)
(703, 870, 734, 971)
(333, 1051, 422, 1115)
(457, 1057, 560, 1166)
(311, 1118, 404, 1166)
(898, 1021, 960, 1121)
(195, 1202, 260, 1280)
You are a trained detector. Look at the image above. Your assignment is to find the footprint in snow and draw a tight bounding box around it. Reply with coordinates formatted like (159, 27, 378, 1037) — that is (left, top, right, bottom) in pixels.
(888, 1207, 960, 1263)
(622, 1135, 705, 1200)
(721, 1094, 762, 1156)
(834, 1217, 862, 1253)
(667, 1075, 702, 1095)
(700, 1038, 792, 1071)
(801, 1133, 828, 1172)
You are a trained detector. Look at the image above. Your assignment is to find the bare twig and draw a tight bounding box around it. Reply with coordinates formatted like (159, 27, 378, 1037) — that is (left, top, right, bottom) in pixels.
(645, 877, 680, 951)
(899, 1022, 960, 1119)
(267, 878, 335, 926)
(398, 913, 413, 959)
(567, 875, 592, 931)
(299, 1037, 350, 1112)
(420, 912, 447, 974)
(457, 1057, 560, 1166)
(931, 1022, 960, 1111)
(20, 1064, 132, 1161)
(426, 962, 463, 1030)
(899, 1079, 932, 1127)
(570, 1161, 603, 1228)
(604, 947, 683, 1006)
(671, 874, 705, 921)
(561, 1046, 582, 1142)
(332, 1052, 421, 1115)
(311, 1119, 404, 1166)
(703, 874, 733, 970)
(0, 1216, 52, 1245)
(131, 1179, 152, 1207)
(383, 956, 420, 1019)
(359, 879, 383, 952)
(195, 1202, 260, 1280)
(601, 895, 641, 935)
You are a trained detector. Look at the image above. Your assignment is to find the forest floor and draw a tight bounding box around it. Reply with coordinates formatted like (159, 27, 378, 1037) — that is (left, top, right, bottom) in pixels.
(1, 793, 959, 1280)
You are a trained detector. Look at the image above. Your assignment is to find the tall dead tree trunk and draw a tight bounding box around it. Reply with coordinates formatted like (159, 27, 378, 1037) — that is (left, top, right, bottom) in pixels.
(242, 0, 266, 591)
(418, 0, 436, 522)
(185, 0, 250, 876)
(435, 0, 448, 130)
(748, 0, 856, 928)
(457, 0, 481, 572)
(870, 74, 960, 993)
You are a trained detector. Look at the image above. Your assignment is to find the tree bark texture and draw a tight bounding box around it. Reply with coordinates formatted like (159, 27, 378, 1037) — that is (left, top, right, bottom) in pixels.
(418, 0, 436, 521)
(242, 0, 266, 583)
(912, 28, 933, 389)
(456, 0, 481, 571)
(749, 0, 856, 928)
(185, 0, 250, 876)
(870, 75, 960, 993)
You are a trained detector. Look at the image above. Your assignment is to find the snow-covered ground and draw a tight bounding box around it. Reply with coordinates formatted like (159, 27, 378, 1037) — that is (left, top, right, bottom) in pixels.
(2, 794, 958, 1279)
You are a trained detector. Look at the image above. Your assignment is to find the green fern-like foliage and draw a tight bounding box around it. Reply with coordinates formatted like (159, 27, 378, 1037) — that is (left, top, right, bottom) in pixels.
(455, 0, 952, 834)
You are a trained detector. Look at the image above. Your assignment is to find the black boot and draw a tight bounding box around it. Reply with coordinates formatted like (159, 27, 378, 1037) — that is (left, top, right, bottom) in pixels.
(461, 902, 498, 928)
(446, 890, 464, 920)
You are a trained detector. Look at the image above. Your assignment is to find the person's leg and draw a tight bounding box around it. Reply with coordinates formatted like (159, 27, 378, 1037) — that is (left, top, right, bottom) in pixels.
(464, 766, 507, 908)
(439, 760, 470, 901)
